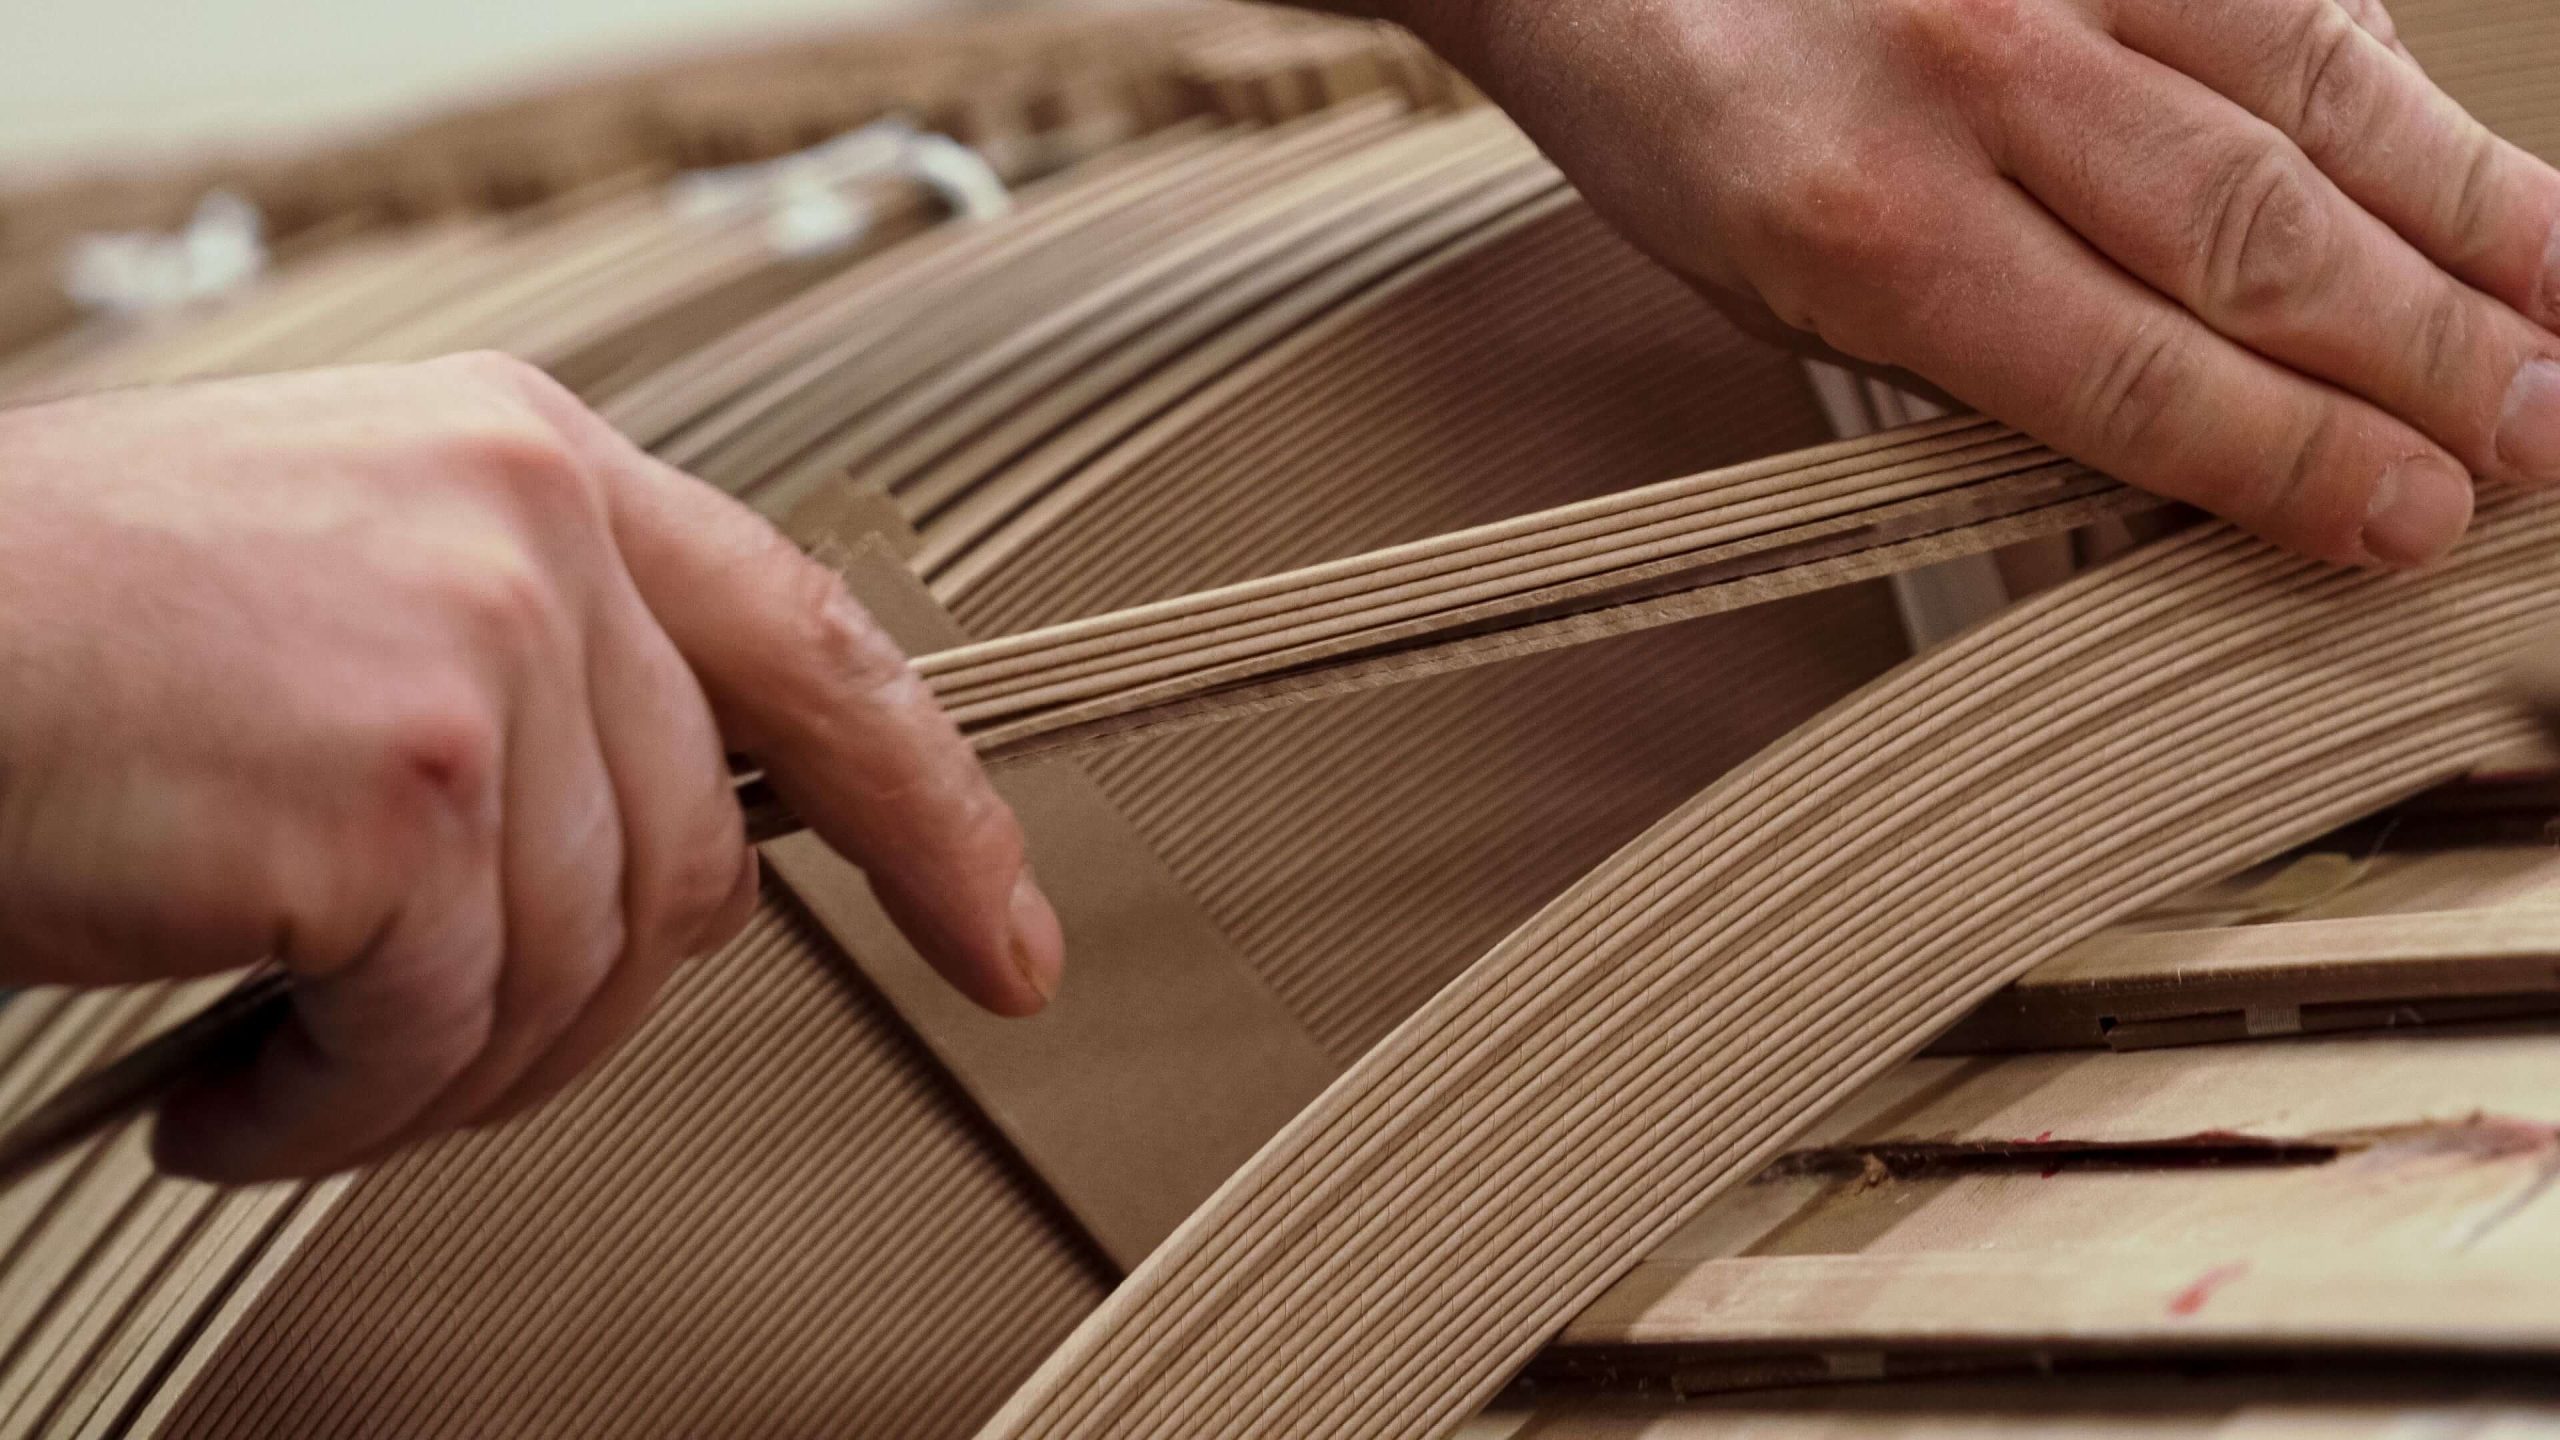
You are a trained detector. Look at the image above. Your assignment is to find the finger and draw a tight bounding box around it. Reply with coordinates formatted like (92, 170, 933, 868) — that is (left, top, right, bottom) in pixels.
(504, 376, 1060, 1016)
(388, 586, 627, 1142)
(2113, 0, 2560, 329)
(1822, 181, 2471, 566)
(152, 844, 502, 1182)
(679, 522, 1056, 1017)
(478, 579, 752, 1124)
(1989, 26, 2560, 485)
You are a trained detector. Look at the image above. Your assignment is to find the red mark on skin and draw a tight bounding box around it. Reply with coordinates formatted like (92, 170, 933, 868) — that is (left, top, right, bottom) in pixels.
(2168, 1262, 2248, 1318)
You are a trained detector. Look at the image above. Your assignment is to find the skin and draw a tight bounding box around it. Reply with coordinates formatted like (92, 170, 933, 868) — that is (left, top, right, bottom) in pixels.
(0, 355, 1062, 1183)
(10, 0, 2559, 1181)
(1330, 0, 2560, 565)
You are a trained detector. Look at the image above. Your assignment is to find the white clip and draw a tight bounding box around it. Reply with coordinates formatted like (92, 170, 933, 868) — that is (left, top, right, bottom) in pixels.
(902, 133, 1010, 222)
(667, 120, 1010, 257)
(62, 190, 266, 316)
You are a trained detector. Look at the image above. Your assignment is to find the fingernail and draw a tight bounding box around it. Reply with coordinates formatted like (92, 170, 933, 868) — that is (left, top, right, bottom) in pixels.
(2498, 359, 2560, 484)
(2540, 220, 2560, 326)
(1007, 872, 1063, 1008)
(2362, 454, 2473, 568)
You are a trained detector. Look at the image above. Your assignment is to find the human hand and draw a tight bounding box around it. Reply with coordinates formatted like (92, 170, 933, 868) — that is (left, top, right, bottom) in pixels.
(1365, 0, 2560, 566)
(0, 354, 1063, 1182)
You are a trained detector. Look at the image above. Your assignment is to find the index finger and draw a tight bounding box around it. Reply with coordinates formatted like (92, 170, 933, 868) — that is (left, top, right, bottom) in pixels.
(513, 372, 1063, 1018)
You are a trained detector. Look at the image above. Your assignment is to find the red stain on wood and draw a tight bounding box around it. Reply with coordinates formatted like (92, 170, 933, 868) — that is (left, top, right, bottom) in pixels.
(2168, 1262, 2248, 1317)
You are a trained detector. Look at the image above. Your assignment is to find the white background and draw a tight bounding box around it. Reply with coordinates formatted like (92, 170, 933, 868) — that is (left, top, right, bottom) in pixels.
(0, 0, 961, 175)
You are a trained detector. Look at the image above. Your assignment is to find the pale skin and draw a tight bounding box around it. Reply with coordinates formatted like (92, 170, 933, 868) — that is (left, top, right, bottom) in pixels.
(0, 358, 1063, 1182)
(2, 0, 2553, 1182)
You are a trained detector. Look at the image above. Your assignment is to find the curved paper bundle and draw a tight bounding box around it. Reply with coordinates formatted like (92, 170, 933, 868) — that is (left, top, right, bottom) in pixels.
(1, 3, 2554, 1435)
(930, 417, 2138, 761)
(975, 492, 2556, 1440)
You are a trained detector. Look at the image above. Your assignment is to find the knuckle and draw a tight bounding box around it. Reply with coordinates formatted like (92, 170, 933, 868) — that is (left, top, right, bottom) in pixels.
(2285, 10, 2377, 152)
(2247, 422, 2327, 532)
(1754, 152, 1934, 281)
(435, 349, 556, 403)
(2195, 146, 2334, 323)
(1880, 0, 2044, 80)
(431, 352, 607, 468)
(2437, 131, 2507, 269)
(567, 909, 629, 1000)
(2073, 313, 2199, 463)
(447, 415, 602, 529)
(1648, 9, 1751, 115)
(660, 822, 749, 947)
(2407, 291, 2478, 417)
(418, 1005, 499, 1088)
(371, 978, 499, 1078)
(786, 561, 915, 705)
(502, 904, 625, 1038)
(2395, 289, 2509, 471)
(434, 547, 571, 662)
(2237, 410, 2366, 559)
(376, 703, 504, 835)
(941, 786, 1027, 882)
(964, 779, 1024, 854)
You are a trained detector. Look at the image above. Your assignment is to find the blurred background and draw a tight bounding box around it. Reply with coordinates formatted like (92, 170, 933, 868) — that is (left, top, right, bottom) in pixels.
(0, 0, 973, 171)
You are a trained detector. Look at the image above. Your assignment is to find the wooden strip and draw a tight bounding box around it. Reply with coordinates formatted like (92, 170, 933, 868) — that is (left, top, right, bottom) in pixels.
(1464, 1388, 2560, 1438)
(934, 201, 1786, 624)
(2049, 907, 2560, 982)
(0, 1175, 212, 1437)
(1795, 1028, 2560, 1154)
(1562, 1250, 2560, 1353)
(1943, 909, 2560, 1052)
(1549, 1028, 2560, 1368)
